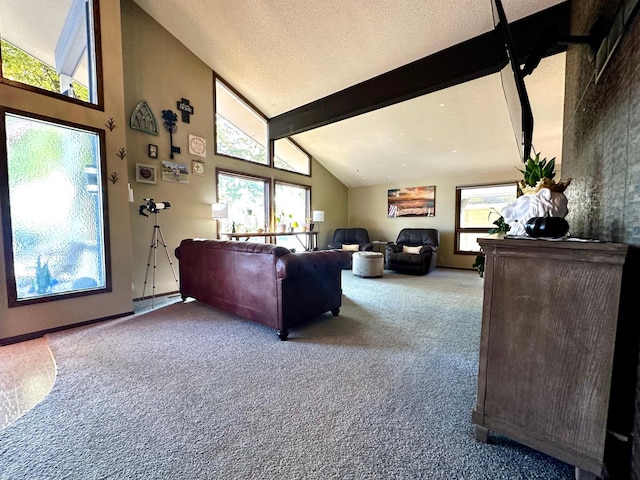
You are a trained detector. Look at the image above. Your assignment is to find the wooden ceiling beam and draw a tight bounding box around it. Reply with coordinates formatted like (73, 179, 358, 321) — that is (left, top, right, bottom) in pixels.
(269, 2, 569, 140)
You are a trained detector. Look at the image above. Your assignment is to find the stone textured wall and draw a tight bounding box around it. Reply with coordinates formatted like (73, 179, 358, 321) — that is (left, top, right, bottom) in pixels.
(564, 0, 640, 244)
(562, 1, 640, 477)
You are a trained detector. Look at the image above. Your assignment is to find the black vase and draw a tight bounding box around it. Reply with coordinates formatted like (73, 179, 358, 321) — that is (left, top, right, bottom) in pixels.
(524, 217, 570, 238)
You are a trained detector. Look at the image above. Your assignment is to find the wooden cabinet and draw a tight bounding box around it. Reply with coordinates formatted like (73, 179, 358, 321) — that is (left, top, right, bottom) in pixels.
(472, 236, 628, 478)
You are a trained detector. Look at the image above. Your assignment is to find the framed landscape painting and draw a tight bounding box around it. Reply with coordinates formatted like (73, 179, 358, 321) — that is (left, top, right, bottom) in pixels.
(388, 186, 436, 217)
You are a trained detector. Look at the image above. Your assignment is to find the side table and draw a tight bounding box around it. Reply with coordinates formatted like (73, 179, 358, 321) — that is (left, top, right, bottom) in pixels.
(371, 241, 391, 262)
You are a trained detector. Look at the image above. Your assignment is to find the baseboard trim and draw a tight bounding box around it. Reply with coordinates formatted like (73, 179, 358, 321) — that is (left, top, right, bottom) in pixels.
(0, 310, 135, 346)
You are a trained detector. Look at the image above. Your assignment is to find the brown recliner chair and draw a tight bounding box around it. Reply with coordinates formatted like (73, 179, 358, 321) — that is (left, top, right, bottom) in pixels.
(385, 228, 439, 275)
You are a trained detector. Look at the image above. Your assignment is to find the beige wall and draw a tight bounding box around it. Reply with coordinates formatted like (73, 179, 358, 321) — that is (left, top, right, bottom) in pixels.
(348, 169, 520, 270)
(121, 0, 348, 299)
(0, 0, 133, 340)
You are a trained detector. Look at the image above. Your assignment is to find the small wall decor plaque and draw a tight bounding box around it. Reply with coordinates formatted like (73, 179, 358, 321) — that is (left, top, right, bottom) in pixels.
(136, 163, 157, 184)
(177, 98, 194, 123)
(130, 100, 159, 136)
(192, 159, 205, 176)
(188, 134, 206, 157)
(148, 144, 158, 158)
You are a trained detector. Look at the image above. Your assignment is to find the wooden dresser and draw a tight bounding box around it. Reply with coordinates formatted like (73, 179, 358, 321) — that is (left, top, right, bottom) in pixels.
(472, 235, 628, 478)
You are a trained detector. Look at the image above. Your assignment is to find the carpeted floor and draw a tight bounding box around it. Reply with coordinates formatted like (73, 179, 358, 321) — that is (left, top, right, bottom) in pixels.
(0, 269, 574, 479)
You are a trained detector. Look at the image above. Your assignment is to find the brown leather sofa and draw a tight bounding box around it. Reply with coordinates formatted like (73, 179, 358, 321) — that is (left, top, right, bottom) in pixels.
(174, 239, 349, 340)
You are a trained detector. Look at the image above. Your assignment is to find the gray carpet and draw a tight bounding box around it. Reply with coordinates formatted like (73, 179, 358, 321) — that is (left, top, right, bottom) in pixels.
(0, 269, 573, 479)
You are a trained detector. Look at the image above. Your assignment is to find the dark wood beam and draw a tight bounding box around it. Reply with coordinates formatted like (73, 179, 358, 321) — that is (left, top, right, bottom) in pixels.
(269, 2, 570, 140)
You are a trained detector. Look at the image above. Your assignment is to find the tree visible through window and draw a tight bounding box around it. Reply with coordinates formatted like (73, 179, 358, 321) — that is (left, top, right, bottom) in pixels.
(217, 170, 268, 234)
(274, 182, 310, 250)
(0, 0, 99, 104)
(215, 79, 268, 165)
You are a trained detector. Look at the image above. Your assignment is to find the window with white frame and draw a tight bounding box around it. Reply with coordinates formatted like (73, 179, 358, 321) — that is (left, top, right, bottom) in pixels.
(0, 0, 100, 105)
(455, 183, 518, 254)
(215, 78, 268, 165)
(1, 110, 110, 305)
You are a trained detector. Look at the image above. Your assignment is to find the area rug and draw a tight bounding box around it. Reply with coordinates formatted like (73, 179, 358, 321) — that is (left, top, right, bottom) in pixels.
(0, 269, 573, 479)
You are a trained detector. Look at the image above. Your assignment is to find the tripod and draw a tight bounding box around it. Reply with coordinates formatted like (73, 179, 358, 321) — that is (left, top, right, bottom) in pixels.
(142, 211, 179, 307)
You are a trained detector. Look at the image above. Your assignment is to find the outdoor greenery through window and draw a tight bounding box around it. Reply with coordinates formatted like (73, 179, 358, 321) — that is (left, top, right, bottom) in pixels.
(1, 111, 109, 305)
(0, 0, 99, 104)
(215, 79, 268, 165)
(274, 182, 310, 250)
(216, 170, 269, 234)
(455, 183, 518, 253)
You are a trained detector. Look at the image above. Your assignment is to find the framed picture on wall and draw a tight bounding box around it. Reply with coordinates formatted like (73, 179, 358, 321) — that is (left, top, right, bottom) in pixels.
(161, 160, 189, 184)
(387, 185, 436, 217)
(135, 163, 157, 184)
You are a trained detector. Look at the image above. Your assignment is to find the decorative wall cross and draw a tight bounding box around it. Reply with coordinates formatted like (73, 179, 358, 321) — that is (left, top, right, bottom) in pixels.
(176, 98, 194, 123)
(161, 109, 181, 159)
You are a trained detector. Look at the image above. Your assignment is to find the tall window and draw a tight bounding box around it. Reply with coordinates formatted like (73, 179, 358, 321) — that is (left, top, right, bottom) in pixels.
(274, 182, 310, 250)
(0, 0, 101, 105)
(215, 79, 268, 165)
(274, 138, 311, 176)
(216, 170, 269, 234)
(1, 110, 109, 305)
(455, 183, 517, 254)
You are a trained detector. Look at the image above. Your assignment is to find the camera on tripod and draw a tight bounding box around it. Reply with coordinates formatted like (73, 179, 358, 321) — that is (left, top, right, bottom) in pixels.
(139, 198, 171, 217)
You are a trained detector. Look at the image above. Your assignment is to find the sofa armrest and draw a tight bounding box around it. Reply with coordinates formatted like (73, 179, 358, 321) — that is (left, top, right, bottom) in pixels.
(360, 242, 374, 251)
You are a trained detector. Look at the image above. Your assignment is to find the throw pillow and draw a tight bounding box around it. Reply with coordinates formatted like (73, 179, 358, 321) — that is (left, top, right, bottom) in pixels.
(342, 244, 360, 252)
(402, 245, 422, 254)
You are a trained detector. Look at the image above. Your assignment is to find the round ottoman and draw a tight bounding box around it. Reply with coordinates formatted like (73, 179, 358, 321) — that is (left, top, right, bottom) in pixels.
(352, 251, 384, 278)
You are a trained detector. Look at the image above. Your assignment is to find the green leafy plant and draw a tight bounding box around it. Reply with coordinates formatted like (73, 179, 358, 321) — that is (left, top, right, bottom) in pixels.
(517, 153, 556, 188)
(472, 254, 485, 277)
(488, 208, 511, 234)
(473, 209, 510, 277)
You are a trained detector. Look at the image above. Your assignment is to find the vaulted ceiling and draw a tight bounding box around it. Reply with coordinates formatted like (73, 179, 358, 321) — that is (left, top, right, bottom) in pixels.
(132, 0, 569, 187)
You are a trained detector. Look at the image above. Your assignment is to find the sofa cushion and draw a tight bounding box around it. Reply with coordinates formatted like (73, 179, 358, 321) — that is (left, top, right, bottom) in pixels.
(342, 244, 360, 252)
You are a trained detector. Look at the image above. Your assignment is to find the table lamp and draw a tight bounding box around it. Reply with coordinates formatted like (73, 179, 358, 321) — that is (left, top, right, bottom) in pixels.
(312, 210, 325, 229)
(211, 203, 229, 239)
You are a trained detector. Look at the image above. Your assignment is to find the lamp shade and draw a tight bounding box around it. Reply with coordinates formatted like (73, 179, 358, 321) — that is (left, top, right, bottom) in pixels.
(211, 203, 229, 219)
(312, 210, 325, 222)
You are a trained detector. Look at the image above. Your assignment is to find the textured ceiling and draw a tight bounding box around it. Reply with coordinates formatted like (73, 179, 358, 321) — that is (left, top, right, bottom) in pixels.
(132, 0, 567, 187)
